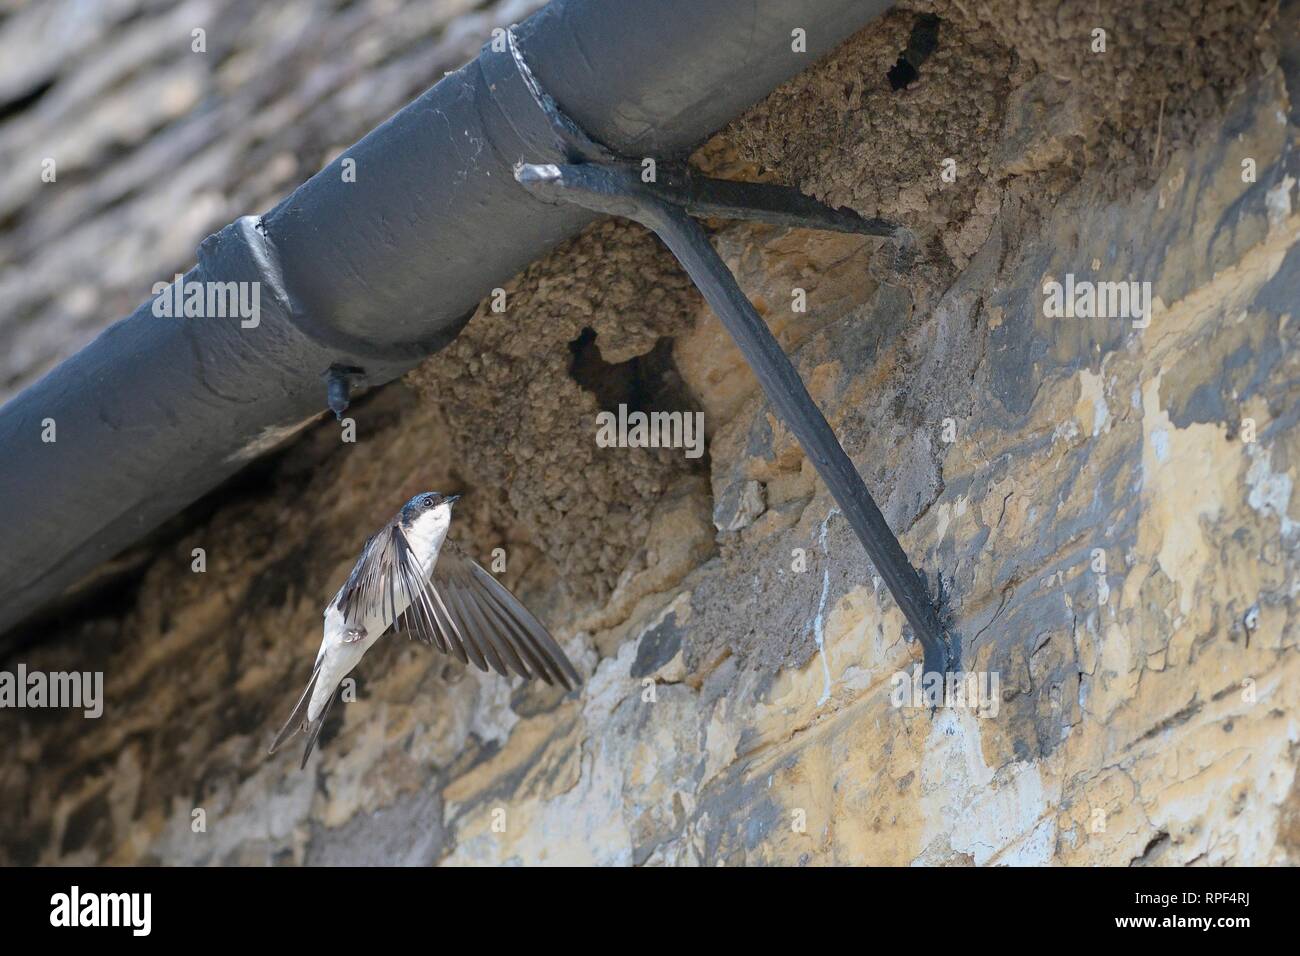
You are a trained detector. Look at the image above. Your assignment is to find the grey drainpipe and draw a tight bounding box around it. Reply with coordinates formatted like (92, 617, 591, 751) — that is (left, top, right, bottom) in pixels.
(0, 0, 896, 638)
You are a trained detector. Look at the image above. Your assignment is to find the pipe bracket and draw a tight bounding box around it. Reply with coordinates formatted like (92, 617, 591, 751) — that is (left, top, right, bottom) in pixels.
(515, 159, 953, 678)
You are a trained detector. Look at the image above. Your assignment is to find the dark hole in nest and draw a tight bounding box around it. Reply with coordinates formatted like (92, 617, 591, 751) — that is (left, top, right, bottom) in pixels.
(568, 326, 687, 414)
(567, 326, 708, 467)
(886, 58, 919, 91)
(887, 13, 940, 91)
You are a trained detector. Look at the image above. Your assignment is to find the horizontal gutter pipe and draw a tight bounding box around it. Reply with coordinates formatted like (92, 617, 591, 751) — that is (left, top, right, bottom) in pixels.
(0, 0, 896, 638)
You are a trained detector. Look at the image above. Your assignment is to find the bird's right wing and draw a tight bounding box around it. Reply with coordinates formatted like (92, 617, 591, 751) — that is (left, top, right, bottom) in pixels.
(330, 523, 402, 633)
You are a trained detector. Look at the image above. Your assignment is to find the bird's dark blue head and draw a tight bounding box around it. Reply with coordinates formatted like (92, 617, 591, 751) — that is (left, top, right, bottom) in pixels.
(399, 491, 460, 527)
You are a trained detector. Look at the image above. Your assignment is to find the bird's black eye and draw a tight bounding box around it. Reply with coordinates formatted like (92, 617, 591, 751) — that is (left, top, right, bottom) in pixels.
(423, 495, 436, 508)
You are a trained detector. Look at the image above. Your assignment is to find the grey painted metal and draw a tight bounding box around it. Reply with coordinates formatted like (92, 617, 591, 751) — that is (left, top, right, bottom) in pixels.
(518, 162, 950, 675)
(0, 0, 895, 638)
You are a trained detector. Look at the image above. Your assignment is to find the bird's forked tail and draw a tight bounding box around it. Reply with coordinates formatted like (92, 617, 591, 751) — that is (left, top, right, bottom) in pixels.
(268, 662, 338, 769)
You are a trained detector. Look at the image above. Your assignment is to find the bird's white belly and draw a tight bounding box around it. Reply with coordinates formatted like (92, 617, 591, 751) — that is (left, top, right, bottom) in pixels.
(306, 523, 447, 722)
(308, 607, 380, 721)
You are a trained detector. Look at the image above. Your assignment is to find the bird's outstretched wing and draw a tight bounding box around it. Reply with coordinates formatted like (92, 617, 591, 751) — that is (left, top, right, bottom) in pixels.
(331, 522, 402, 635)
(400, 540, 580, 690)
(332, 523, 580, 690)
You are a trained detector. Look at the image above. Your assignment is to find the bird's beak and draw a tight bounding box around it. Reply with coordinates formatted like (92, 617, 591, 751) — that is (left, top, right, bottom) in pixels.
(445, 495, 461, 506)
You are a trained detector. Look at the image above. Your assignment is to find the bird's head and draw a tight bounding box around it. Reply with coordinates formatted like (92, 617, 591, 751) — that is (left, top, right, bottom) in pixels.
(399, 491, 460, 532)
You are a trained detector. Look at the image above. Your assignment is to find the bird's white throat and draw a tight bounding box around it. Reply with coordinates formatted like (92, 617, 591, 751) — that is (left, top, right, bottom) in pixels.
(405, 504, 452, 568)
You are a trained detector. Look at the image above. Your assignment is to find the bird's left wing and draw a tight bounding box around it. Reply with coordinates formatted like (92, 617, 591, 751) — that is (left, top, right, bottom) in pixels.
(330, 522, 580, 691)
(397, 540, 581, 691)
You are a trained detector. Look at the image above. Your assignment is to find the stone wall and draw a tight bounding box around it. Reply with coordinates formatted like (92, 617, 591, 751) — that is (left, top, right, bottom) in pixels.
(1, 0, 1297, 865)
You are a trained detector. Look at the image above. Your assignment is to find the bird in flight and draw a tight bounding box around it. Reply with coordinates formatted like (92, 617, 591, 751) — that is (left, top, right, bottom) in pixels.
(270, 492, 580, 767)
